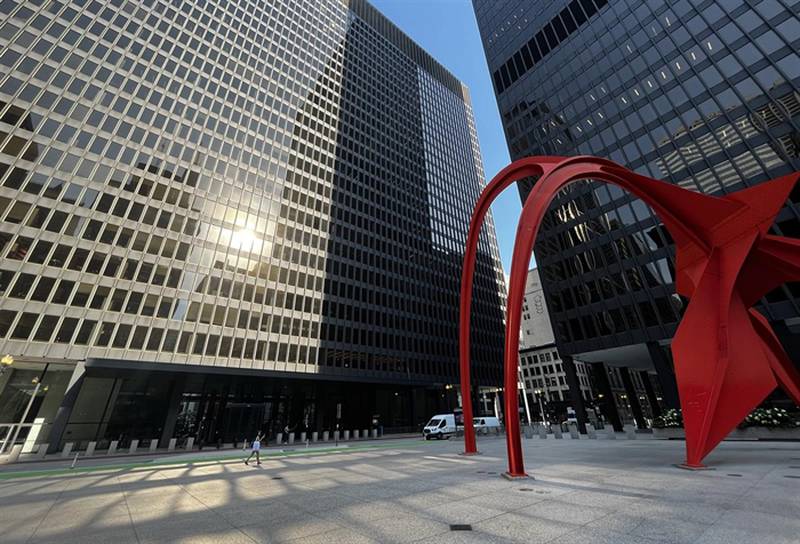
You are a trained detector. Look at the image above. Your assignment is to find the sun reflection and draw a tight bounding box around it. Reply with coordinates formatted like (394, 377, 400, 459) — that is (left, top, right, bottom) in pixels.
(230, 229, 260, 252)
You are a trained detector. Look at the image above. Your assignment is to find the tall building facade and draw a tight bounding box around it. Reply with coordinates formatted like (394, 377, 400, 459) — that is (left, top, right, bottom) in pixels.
(0, 0, 506, 452)
(475, 0, 800, 425)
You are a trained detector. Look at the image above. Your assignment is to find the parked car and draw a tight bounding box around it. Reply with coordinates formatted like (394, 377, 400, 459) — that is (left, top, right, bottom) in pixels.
(473, 416, 502, 432)
(422, 414, 460, 440)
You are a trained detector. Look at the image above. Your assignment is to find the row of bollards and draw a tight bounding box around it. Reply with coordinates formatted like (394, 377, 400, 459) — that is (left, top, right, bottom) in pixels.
(275, 428, 379, 446)
(14, 427, 385, 464)
(26, 436, 196, 462)
(523, 423, 639, 440)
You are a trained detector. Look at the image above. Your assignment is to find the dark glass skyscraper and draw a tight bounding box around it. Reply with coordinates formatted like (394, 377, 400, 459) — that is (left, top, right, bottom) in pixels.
(0, 0, 505, 452)
(475, 0, 800, 421)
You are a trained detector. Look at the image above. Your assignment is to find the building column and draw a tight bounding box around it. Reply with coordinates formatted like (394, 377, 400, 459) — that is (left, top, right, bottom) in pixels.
(619, 367, 646, 429)
(590, 362, 622, 431)
(647, 341, 680, 410)
(46, 361, 85, 453)
(562, 356, 588, 433)
(639, 370, 662, 418)
(159, 375, 186, 446)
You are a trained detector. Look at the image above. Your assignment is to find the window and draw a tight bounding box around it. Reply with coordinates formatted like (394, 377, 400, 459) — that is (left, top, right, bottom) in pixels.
(52, 280, 75, 304)
(9, 273, 36, 298)
(95, 322, 114, 346)
(130, 326, 148, 349)
(146, 328, 164, 351)
(74, 320, 97, 345)
(11, 312, 38, 339)
(30, 277, 56, 302)
(112, 324, 131, 348)
(28, 240, 52, 263)
(55, 318, 79, 343)
(0, 310, 15, 337)
(34, 315, 59, 341)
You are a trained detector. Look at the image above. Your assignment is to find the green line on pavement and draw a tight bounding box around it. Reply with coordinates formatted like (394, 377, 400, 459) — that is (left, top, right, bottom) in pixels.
(0, 439, 435, 481)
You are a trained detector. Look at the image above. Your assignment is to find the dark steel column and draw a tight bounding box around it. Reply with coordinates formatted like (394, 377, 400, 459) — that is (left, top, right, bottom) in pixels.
(590, 362, 622, 431)
(639, 370, 662, 418)
(619, 367, 646, 429)
(46, 362, 86, 453)
(159, 375, 186, 447)
(562, 355, 588, 433)
(647, 341, 680, 410)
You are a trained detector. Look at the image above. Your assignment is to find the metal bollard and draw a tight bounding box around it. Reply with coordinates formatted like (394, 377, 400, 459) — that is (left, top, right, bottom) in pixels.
(552, 425, 563, 439)
(129, 439, 139, 454)
(62, 442, 74, 458)
(353, 430, 360, 440)
(168, 438, 177, 451)
(362, 429, 368, 440)
(185, 437, 194, 450)
(288, 433, 295, 445)
(624, 425, 637, 440)
(86, 441, 97, 457)
(149, 439, 158, 453)
(108, 440, 119, 455)
(568, 424, 580, 439)
(343, 430, 350, 441)
(586, 424, 598, 439)
(524, 425, 534, 439)
(538, 425, 547, 439)
(300, 432, 307, 443)
(36, 443, 48, 460)
(311, 431, 318, 443)
(371, 428, 378, 438)
(606, 427, 617, 440)
(322, 431, 329, 442)
(333, 430, 339, 442)
(276, 433, 283, 445)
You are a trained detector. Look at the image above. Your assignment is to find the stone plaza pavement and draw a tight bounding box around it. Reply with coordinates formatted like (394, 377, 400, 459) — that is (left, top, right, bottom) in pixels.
(0, 435, 798, 543)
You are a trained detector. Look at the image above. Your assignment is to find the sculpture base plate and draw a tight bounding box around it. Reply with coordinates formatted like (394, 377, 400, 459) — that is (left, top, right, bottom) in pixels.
(502, 472, 533, 480)
(459, 451, 481, 456)
(674, 463, 715, 471)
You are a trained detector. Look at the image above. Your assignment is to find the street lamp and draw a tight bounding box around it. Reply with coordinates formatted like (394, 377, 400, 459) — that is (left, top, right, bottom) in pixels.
(534, 389, 547, 425)
(0, 354, 13, 376)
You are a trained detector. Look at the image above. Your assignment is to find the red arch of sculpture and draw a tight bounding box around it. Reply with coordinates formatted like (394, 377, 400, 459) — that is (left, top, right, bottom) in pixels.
(459, 156, 800, 476)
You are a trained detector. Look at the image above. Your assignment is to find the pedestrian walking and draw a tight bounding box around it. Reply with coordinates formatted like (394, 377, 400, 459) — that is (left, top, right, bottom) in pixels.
(245, 431, 264, 465)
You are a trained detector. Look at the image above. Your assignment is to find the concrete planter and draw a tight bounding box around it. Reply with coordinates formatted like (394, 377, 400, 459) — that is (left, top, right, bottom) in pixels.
(652, 427, 684, 440)
(652, 426, 800, 440)
(729, 427, 800, 440)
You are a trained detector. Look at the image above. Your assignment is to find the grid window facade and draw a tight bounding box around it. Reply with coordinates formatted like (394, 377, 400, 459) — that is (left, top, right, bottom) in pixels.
(0, 0, 505, 385)
(475, 0, 800, 356)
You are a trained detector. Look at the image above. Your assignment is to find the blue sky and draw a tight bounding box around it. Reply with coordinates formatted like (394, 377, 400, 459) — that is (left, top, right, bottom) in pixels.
(370, 0, 522, 272)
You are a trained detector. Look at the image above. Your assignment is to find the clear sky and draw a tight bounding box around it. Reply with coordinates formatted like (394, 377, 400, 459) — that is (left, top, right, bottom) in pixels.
(369, 0, 523, 273)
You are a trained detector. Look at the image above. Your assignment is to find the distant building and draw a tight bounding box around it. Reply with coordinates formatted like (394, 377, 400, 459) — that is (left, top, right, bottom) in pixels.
(518, 268, 593, 423)
(519, 268, 662, 429)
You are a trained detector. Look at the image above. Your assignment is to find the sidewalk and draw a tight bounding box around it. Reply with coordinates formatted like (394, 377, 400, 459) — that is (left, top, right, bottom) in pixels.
(0, 433, 425, 476)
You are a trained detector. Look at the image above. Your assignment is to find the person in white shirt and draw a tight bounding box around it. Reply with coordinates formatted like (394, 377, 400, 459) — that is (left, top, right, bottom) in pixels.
(244, 431, 264, 465)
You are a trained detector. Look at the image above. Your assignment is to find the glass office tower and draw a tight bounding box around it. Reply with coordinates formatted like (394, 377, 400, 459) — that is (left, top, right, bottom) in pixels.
(474, 0, 800, 423)
(0, 0, 506, 451)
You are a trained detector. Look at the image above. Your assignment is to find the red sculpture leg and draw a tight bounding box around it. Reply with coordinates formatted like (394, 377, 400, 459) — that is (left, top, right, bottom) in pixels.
(459, 157, 563, 455)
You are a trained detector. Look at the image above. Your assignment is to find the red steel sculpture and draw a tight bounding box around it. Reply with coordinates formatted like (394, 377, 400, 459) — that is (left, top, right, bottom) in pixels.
(459, 155, 800, 476)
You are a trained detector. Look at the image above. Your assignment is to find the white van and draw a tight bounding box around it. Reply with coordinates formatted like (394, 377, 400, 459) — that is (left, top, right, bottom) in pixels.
(473, 416, 502, 431)
(423, 414, 458, 440)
